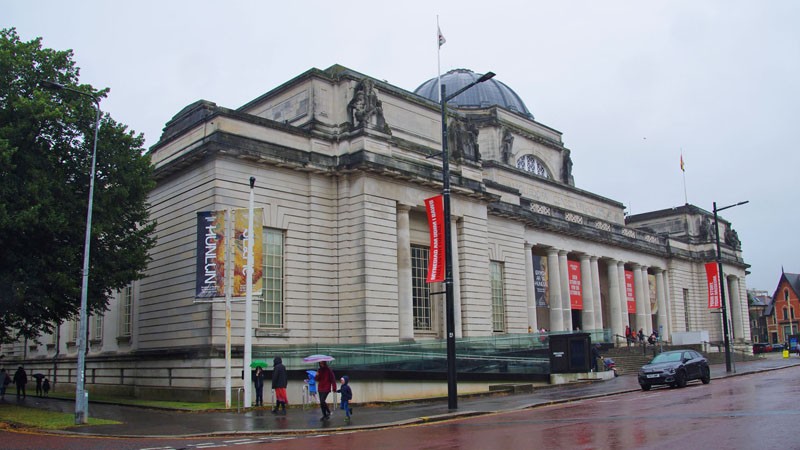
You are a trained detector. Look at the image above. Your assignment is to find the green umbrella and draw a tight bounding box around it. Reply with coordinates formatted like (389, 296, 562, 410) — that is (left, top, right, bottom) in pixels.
(250, 360, 268, 368)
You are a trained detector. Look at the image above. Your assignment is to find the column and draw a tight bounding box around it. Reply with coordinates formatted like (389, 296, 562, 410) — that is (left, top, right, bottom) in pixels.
(641, 265, 653, 336)
(633, 264, 647, 334)
(617, 261, 628, 332)
(524, 243, 538, 332)
(590, 256, 603, 330)
(728, 275, 743, 341)
(450, 220, 463, 338)
(396, 204, 413, 341)
(607, 259, 623, 339)
(580, 254, 595, 331)
(547, 248, 563, 332)
(655, 268, 669, 341)
(559, 251, 573, 331)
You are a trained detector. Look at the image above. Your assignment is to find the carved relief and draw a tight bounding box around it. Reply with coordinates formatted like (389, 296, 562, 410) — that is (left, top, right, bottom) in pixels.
(500, 129, 515, 164)
(448, 117, 481, 162)
(348, 79, 388, 133)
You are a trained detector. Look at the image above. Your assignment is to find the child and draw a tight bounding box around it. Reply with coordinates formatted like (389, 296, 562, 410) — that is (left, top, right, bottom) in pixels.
(305, 370, 318, 404)
(337, 376, 353, 422)
(42, 378, 50, 397)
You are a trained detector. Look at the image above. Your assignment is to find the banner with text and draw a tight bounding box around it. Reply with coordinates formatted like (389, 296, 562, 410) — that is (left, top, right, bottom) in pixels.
(705, 262, 721, 308)
(196, 211, 226, 298)
(232, 208, 264, 297)
(532, 255, 549, 307)
(625, 270, 636, 313)
(425, 195, 445, 283)
(568, 260, 583, 310)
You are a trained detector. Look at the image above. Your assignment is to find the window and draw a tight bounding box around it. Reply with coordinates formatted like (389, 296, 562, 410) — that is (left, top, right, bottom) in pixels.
(783, 308, 788, 321)
(516, 154, 550, 178)
(259, 228, 284, 328)
(785, 289, 789, 302)
(92, 314, 103, 342)
(119, 285, 133, 337)
(70, 320, 79, 343)
(411, 245, 432, 331)
(490, 261, 506, 332)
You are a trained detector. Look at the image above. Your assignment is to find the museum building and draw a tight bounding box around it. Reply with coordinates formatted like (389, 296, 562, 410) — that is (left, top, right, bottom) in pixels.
(2, 65, 750, 400)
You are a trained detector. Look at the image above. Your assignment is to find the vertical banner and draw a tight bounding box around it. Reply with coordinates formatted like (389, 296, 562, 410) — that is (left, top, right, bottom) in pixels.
(532, 255, 549, 307)
(196, 211, 226, 298)
(567, 260, 583, 310)
(233, 208, 264, 297)
(706, 262, 721, 308)
(625, 270, 636, 313)
(425, 195, 445, 283)
(648, 273, 658, 314)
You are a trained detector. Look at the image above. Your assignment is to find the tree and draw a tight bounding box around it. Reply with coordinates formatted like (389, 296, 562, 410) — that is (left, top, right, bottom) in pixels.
(0, 28, 157, 343)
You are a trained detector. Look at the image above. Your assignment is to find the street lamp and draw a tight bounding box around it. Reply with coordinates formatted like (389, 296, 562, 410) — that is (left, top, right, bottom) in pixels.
(713, 200, 748, 374)
(440, 71, 495, 410)
(42, 80, 101, 424)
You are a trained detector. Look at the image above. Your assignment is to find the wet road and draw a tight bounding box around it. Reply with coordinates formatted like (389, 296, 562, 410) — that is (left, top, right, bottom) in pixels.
(3, 365, 799, 449)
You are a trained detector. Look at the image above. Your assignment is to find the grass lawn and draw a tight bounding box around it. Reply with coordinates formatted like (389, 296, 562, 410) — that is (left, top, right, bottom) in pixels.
(0, 403, 120, 429)
(46, 392, 228, 411)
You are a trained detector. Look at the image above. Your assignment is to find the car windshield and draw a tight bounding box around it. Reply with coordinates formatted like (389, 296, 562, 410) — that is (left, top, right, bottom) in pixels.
(651, 352, 682, 364)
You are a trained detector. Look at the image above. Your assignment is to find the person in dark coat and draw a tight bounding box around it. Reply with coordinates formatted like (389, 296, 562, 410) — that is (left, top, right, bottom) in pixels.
(42, 378, 51, 397)
(337, 375, 353, 422)
(271, 356, 288, 415)
(315, 361, 337, 420)
(591, 344, 601, 372)
(0, 368, 9, 400)
(253, 367, 265, 407)
(33, 373, 45, 397)
(13, 366, 27, 399)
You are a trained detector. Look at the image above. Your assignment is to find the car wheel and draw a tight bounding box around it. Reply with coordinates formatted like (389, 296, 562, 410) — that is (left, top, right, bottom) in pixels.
(675, 370, 687, 388)
(701, 367, 711, 384)
(640, 383, 651, 391)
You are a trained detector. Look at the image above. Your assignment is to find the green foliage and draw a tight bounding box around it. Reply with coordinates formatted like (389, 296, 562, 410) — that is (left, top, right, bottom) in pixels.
(0, 28, 157, 343)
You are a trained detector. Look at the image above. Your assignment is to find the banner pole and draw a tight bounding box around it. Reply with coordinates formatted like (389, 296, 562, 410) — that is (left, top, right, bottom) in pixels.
(225, 209, 232, 408)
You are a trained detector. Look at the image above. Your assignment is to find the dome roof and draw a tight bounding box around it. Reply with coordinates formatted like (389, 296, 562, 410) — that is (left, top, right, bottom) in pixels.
(414, 69, 533, 119)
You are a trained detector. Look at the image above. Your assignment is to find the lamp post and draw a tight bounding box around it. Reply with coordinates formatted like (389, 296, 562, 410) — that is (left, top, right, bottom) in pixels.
(42, 80, 101, 424)
(440, 71, 495, 410)
(712, 200, 748, 374)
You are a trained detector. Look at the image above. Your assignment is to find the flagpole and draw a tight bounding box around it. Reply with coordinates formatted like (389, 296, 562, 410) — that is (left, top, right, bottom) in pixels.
(437, 16, 442, 102)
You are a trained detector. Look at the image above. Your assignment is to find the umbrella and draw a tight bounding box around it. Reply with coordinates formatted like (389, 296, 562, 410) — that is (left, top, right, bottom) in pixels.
(306, 370, 317, 377)
(303, 354, 335, 363)
(250, 360, 268, 368)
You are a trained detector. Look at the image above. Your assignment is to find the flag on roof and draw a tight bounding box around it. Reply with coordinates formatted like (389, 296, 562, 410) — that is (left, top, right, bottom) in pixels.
(438, 26, 446, 47)
(680, 153, 685, 172)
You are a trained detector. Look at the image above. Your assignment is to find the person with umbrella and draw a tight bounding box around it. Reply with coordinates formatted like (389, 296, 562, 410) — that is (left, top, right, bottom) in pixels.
(250, 360, 268, 407)
(314, 359, 336, 420)
(271, 356, 288, 415)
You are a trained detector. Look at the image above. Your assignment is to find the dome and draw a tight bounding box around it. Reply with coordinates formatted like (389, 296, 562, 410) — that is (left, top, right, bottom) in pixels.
(413, 69, 533, 119)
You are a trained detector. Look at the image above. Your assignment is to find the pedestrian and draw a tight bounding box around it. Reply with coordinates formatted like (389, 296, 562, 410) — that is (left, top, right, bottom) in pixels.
(33, 373, 45, 397)
(647, 332, 656, 346)
(42, 378, 50, 397)
(271, 356, 288, 415)
(0, 368, 9, 400)
(253, 366, 265, 407)
(13, 366, 27, 399)
(625, 325, 632, 346)
(305, 370, 318, 404)
(315, 360, 337, 421)
(637, 329, 645, 344)
(337, 376, 353, 422)
(591, 344, 601, 372)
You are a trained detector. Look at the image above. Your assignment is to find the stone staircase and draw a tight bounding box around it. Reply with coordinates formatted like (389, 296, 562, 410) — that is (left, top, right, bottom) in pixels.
(597, 343, 759, 376)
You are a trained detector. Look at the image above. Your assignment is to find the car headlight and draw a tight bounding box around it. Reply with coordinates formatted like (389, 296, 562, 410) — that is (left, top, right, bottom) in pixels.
(664, 367, 676, 374)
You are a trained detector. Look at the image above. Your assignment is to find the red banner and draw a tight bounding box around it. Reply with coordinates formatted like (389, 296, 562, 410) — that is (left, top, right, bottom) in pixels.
(568, 260, 582, 310)
(706, 262, 721, 308)
(425, 195, 445, 283)
(625, 270, 636, 313)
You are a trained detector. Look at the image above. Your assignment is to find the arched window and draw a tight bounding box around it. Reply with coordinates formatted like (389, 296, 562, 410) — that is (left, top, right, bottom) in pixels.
(516, 154, 550, 178)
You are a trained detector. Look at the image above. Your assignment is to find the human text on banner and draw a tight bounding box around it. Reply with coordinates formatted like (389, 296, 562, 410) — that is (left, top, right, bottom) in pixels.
(705, 262, 721, 308)
(233, 208, 264, 296)
(196, 211, 226, 298)
(568, 260, 582, 310)
(425, 195, 445, 283)
(532, 255, 549, 307)
(625, 270, 636, 313)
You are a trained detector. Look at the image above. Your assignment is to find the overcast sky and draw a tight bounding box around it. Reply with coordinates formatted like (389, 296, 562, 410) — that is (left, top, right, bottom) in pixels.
(5, 1, 798, 292)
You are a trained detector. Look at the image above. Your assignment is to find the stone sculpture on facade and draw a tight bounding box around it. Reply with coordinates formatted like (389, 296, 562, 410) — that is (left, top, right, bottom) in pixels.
(562, 149, 574, 185)
(347, 79, 388, 132)
(501, 129, 515, 164)
(448, 117, 481, 162)
(725, 227, 741, 249)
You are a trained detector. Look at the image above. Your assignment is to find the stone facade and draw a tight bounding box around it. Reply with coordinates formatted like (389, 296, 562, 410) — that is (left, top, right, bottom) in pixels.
(1, 65, 750, 401)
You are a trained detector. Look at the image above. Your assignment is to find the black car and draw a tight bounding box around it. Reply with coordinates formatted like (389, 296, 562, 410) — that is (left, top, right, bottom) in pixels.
(638, 349, 710, 391)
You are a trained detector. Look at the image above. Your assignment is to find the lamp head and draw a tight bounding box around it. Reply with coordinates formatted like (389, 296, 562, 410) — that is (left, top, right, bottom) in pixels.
(41, 80, 65, 90)
(477, 72, 496, 83)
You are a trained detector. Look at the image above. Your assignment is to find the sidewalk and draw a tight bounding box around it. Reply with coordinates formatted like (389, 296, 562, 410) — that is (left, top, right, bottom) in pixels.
(9, 353, 800, 438)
